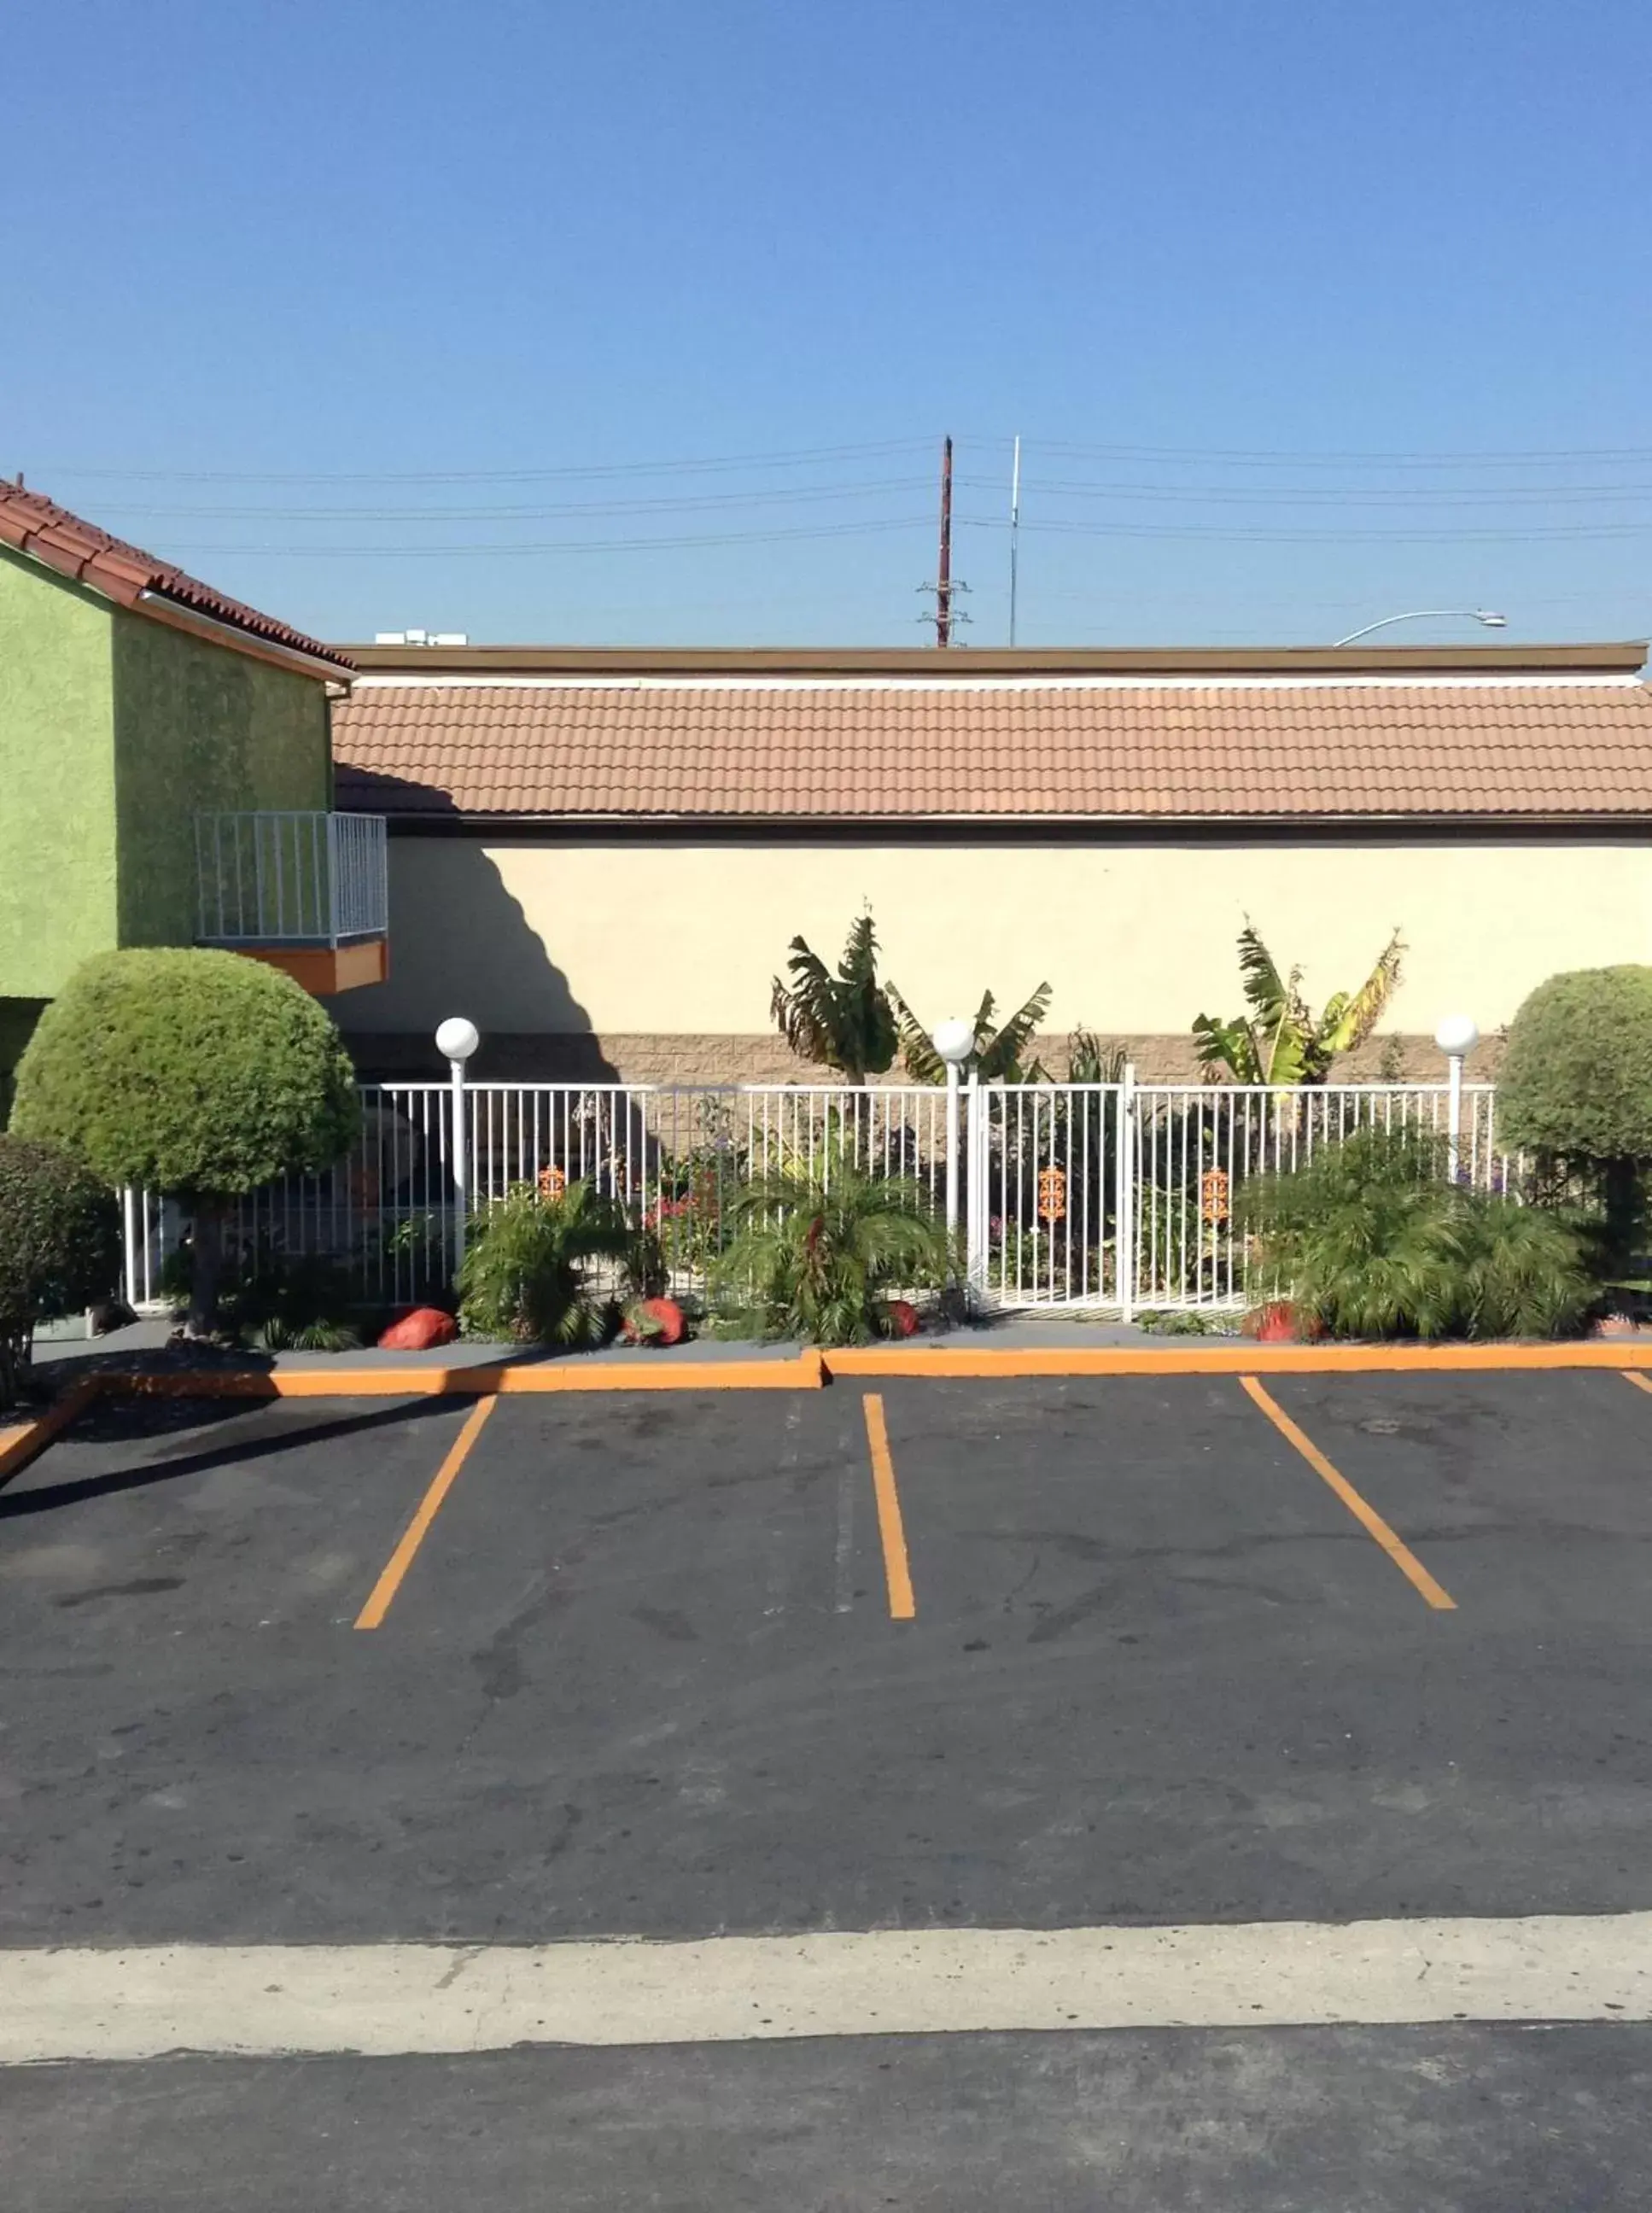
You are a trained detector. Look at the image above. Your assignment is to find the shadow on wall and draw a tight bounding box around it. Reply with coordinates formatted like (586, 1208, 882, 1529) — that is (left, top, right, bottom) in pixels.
(322, 801, 618, 1083)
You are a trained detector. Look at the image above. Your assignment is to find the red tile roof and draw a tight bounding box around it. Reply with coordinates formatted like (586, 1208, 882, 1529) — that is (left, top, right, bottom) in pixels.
(332, 675, 1652, 821)
(0, 484, 353, 674)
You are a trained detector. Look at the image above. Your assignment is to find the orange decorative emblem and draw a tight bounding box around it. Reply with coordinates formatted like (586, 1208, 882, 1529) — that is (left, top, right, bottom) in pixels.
(1200, 1168, 1230, 1224)
(1037, 1166, 1067, 1223)
(537, 1164, 568, 1201)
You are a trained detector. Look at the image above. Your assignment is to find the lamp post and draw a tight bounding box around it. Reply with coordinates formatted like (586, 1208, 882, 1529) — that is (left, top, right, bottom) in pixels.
(1434, 1014, 1480, 1182)
(931, 1019, 976, 1258)
(435, 1017, 481, 1265)
(1331, 609, 1507, 648)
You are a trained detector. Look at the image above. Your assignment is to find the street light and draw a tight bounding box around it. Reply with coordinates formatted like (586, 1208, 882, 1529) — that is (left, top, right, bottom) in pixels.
(1332, 610, 1508, 648)
(435, 1019, 481, 1259)
(1434, 1014, 1480, 1181)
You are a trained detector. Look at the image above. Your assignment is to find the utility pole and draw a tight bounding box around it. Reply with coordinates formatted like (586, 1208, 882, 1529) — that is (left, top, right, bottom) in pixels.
(936, 435, 954, 646)
(917, 436, 968, 644)
(1008, 434, 1022, 646)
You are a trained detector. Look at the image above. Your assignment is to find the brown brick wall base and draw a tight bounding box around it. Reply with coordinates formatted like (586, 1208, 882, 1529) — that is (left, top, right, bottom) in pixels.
(342, 1029, 1503, 1088)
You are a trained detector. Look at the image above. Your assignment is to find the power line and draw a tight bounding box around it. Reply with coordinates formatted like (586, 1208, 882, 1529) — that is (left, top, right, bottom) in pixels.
(20, 436, 937, 487)
(1024, 438, 1652, 469)
(965, 477, 1652, 507)
(142, 515, 936, 557)
(73, 477, 934, 524)
(35, 432, 1652, 487)
(958, 513, 1652, 545)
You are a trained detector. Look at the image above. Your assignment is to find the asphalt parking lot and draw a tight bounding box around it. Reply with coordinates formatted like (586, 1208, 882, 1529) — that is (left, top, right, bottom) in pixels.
(5, 1366, 1652, 2207)
(6, 1369, 1652, 1941)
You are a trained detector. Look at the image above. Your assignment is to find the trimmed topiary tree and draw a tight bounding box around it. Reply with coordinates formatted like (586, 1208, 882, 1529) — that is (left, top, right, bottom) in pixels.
(10, 949, 359, 1334)
(1497, 965, 1652, 1266)
(0, 1136, 120, 1405)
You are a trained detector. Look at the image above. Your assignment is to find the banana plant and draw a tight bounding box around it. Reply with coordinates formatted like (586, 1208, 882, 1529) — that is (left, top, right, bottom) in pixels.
(888, 979, 1054, 1083)
(1194, 924, 1404, 1086)
(770, 911, 898, 1085)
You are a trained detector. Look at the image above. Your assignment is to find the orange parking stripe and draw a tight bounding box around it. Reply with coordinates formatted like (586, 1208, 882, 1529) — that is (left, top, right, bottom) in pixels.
(354, 1396, 497, 1630)
(1620, 1371, 1652, 1400)
(862, 1393, 915, 1621)
(1240, 1375, 1456, 1613)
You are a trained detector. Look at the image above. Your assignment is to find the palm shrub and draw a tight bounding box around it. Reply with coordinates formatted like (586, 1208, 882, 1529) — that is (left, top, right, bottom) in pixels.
(9, 949, 359, 1334)
(890, 978, 1054, 1082)
(1497, 966, 1652, 1272)
(1195, 923, 1404, 1085)
(712, 1147, 949, 1345)
(1241, 1126, 1594, 1340)
(0, 1136, 120, 1405)
(158, 1238, 365, 1352)
(457, 1180, 633, 1346)
(770, 911, 898, 1084)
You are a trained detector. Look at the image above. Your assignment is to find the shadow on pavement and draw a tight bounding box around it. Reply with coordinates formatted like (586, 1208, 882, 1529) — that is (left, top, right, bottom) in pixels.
(0, 1394, 461, 1522)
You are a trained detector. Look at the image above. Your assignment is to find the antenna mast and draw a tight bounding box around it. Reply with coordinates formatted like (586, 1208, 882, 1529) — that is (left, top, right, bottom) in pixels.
(1008, 434, 1022, 646)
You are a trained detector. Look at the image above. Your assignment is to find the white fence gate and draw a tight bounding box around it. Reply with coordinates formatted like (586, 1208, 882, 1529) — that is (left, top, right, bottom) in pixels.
(122, 1072, 1515, 1321)
(1124, 1077, 1512, 1315)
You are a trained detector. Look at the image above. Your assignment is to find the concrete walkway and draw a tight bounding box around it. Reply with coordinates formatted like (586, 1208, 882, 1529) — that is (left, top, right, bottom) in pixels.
(30, 1308, 1225, 1381)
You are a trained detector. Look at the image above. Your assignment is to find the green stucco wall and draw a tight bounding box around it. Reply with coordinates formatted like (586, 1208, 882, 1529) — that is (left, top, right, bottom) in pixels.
(111, 610, 333, 948)
(0, 548, 119, 1000)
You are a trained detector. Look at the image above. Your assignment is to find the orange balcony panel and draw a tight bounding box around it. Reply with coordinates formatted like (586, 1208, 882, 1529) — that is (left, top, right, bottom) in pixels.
(242, 937, 388, 996)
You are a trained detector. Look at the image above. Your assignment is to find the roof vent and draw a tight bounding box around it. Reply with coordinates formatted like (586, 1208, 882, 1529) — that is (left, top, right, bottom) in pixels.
(372, 628, 468, 646)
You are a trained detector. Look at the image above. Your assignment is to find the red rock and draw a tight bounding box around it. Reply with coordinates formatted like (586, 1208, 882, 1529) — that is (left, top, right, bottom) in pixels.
(885, 1298, 921, 1338)
(1246, 1299, 1312, 1343)
(378, 1306, 458, 1351)
(624, 1297, 686, 1347)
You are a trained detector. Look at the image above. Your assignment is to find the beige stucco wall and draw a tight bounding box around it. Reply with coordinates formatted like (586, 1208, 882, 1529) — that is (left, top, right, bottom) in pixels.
(335, 835, 1650, 1053)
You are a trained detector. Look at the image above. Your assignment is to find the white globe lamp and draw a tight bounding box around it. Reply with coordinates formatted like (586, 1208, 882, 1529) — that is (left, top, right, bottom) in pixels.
(1433, 1014, 1480, 1059)
(931, 1017, 975, 1068)
(435, 1016, 481, 1064)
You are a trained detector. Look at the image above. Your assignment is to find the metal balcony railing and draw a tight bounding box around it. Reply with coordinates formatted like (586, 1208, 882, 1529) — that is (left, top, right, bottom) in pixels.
(195, 811, 388, 948)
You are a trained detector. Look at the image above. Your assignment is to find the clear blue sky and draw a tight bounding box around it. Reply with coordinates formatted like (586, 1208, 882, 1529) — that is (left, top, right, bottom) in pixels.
(10, 0, 1652, 647)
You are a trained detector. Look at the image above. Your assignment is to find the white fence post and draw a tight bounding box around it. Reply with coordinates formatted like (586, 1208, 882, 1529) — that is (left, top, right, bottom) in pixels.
(433, 1019, 481, 1276)
(450, 1058, 467, 1264)
(943, 1059, 961, 1252)
(1116, 1062, 1136, 1323)
(1435, 1016, 1479, 1185)
(965, 1068, 985, 1308)
(121, 1187, 140, 1310)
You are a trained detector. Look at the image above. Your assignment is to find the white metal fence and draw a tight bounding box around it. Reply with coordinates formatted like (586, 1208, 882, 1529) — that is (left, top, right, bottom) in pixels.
(1124, 1078, 1511, 1314)
(122, 1072, 1517, 1320)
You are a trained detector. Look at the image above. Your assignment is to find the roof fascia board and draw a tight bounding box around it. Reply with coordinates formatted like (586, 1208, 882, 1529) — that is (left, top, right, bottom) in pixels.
(341, 672, 1646, 693)
(137, 592, 355, 685)
(337, 641, 1649, 679)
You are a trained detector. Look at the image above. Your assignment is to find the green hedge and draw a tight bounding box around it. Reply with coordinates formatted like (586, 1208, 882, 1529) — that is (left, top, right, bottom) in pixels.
(0, 1136, 120, 1403)
(1498, 966, 1652, 1163)
(9, 948, 359, 1197)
